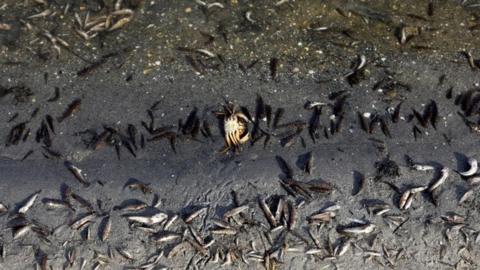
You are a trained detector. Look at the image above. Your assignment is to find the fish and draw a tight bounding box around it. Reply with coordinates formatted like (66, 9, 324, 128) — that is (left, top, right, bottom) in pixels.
(57, 98, 81, 123)
(126, 212, 167, 225)
(270, 58, 278, 79)
(308, 108, 321, 143)
(113, 200, 148, 211)
(428, 100, 438, 129)
(123, 178, 152, 194)
(71, 193, 93, 211)
(399, 190, 411, 210)
(334, 239, 351, 256)
(352, 171, 365, 196)
(459, 189, 473, 204)
(459, 157, 478, 177)
(304, 152, 314, 174)
(223, 205, 249, 219)
(445, 87, 453, 99)
(18, 190, 41, 214)
(275, 155, 293, 179)
(428, 167, 449, 192)
(116, 247, 134, 260)
(184, 207, 207, 223)
(210, 228, 237, 235)
(64, 161, 90, 187)
(258, 196, 277, 227)
(45, 115, 55, 134)
(109, 16, 132, 31)
(42, 198, 73, 210)
(152, 231, 181, 243)
(358, 112, 368, 132)
(211, 218, 233, 229)
(66, 247, 76, 267)
(411, 164, 435, 171)
(6, 122, 27, 146)
(70, 213, 96, 230)
(287, 201, 296, 230)
(338, 222, 376, 235)
(99, 215, 111, 241)
(13, 224, 32, 239)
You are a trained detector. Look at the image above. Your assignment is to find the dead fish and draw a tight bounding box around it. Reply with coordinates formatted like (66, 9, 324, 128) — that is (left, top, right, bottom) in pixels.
(399, 190, 411, 210)
(441, 213, 465, 224)
(152, 231, 181, 243)
(116, 247, 134, 260)
(459, 189, 474, 204)
(71, 193, 93, 211)
(352, 171, 365, 196)
(57, 98, 81, 123)
(392, 101, 403, 123)
(123, 179, 152, 194)
(462, 51, 479, 70)
(113, 200, 148, 211)
(66, 247, 76, 267)
(304, 152, 314, 175)
(459, 157, 478, 177)
(126, 212, 167, 225)
(223, 205, 249, 219)
(99, 215, 111, 241)
(109, 17, 132, 31)
(186, 237, 209, 257)
(287, 201, 296, 230)
(189, 225, 204, 246)
(210, 228, 237, 235)
(334, 239, 351, 256)
(27, 9, 52, 19)
(429, 167, 449, 192)
(269, 58, 278, 79)
(71, 213, 96, 230)
(258, 196, 277, 227)
(18, 190, 41, 214)
(412, 164, 435, 171)
(64, 161, 90, 187)
(42, 198, 73, 210)
(338, 222, 376, 235)
(13, 224, 32, 239)
(308, 211, 336, 223)
(403, 192, 416, 210)
(275, 155, 293, 179)
(0, 203, 8, 215)
(184, 207, 207, 223)
(427, 100, 438, 129)
(358, 112, 368, 132)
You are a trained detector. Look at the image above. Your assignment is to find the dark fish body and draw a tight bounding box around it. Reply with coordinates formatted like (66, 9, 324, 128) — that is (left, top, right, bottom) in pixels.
(57, 99, 81, 123)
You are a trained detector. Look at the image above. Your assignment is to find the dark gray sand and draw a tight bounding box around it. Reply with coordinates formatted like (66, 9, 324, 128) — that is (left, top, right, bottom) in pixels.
(1, 0, 480, 269)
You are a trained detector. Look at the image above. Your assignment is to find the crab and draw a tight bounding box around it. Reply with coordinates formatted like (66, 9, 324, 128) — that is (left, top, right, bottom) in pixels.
(217, 103, 250, 152)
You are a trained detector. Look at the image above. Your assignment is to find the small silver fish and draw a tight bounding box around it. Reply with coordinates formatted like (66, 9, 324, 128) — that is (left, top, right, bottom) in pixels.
(429, 167, 449, 191)
(152, 232, 181, 243)
(223, 205, 249, 219)
(460, 157, 478, 177)
(18, 190, 41, 214)
(126, 212, 167, 225)
(71, 213, 96, 230)
(64, 161, 90, 187)
(338, 223, 376, 235)
(184, 207, 207, 224)
(100, 216, 111, 241)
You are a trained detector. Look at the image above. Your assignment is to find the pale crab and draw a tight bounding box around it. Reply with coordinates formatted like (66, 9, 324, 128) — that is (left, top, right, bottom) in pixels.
(216, 103, 250, 153)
